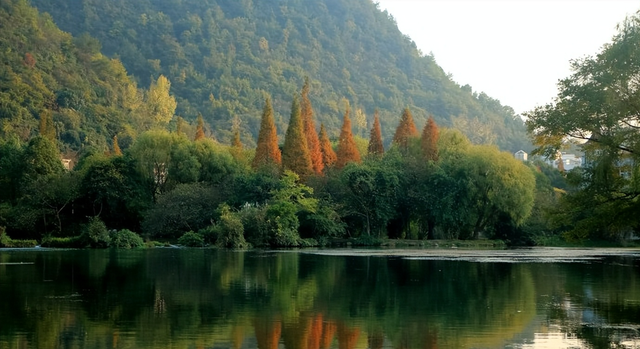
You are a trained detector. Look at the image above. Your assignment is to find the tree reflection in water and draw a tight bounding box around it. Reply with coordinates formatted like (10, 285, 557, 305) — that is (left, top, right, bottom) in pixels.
(0, 249, 639, 348)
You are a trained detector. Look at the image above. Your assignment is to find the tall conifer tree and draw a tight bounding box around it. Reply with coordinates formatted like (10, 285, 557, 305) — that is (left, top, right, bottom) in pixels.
(282, 96, 313, 178)
(112, 135, 122, 156)
(230, 129, 244, 162)
(367, 110, 384, 157)
(232, 130, 242, 149)
(301, 77, 324, 174)
(392, 107, 418, 150)
(194, 114, 205, 141)
(319, 123, 337, 168)
(336, 105, 361, 169)
(252, 98, 281, 168)
(421, 115, 439, 161)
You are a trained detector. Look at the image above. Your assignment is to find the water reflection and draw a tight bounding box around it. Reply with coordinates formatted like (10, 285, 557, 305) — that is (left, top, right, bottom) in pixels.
(0, 249, 639, 348)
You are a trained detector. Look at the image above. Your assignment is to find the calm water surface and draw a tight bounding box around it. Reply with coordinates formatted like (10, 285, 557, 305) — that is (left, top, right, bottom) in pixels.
(1, 248, 640, 349)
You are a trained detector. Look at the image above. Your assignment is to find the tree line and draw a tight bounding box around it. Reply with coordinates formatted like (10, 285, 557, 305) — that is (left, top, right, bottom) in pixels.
(1, 76, 552, 248)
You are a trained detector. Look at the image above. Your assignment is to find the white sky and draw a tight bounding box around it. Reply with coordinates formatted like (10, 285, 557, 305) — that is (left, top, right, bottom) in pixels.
(375, 0, 640, 115)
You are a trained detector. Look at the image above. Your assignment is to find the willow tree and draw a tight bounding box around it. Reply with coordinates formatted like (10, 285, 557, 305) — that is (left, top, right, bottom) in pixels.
(367, 110, 384, 157)
(301, 77, 324, 174)
(392, 107, 418, 150)
(319, 123, 337, 169)
(282, 96, 313, 178)
(335, 105, 361, 169)
(252, 98, 281, 168)
(421, 115, 439, 161)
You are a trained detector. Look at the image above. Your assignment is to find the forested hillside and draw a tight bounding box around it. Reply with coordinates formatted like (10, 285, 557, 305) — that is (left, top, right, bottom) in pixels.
(29, 0, 528, 151)
(0, 0, 187, 152)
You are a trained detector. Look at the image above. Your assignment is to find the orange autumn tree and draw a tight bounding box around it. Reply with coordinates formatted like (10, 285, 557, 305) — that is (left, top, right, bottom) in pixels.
(301, 77, 324, 174)
(367, 109, 384, 157)
(320, 320, 337, 349)
(335, 104, 361, 169)
(112, 135, 122, 156)
(392, 107, 418, 150)
(282, 96, 314, 178)
(319, 123, 337, 169)
(194, 114, 205, 141)
(254, 318, 282, 349)
(307, 314, 324, 349)
(337, 323, 360, 349)
(421, 115, 439, 162)
(252, 98, 282, 168)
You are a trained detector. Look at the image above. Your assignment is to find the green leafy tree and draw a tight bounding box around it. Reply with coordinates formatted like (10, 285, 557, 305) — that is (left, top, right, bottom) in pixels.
(338, 160, 399, 237)
(266, 171, 317, 246)
(143, 75, 177, 130)
(525, 12, 640, 240)
(142, 182, 222, 239)
(128, 130, 174, 198)
(450, 145, 536, 239)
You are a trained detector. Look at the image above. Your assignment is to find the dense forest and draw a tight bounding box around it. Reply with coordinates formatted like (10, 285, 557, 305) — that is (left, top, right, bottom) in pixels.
(22, 0, 528, 151)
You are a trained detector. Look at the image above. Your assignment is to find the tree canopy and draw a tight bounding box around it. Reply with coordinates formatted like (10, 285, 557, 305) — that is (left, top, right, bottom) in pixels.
(525, 11, 640, 240)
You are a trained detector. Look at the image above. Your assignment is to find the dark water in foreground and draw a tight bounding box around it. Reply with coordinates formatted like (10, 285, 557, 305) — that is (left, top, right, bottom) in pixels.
(1, 248, 640, 349)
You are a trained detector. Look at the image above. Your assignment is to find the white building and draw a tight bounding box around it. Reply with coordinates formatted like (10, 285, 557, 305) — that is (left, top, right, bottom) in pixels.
(514, 150, 528, 161)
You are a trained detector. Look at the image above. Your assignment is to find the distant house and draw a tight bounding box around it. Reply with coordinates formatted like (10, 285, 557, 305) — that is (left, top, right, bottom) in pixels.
(546, 152, 582, 171)
(61, 158, 73, 171)
(514, 150, 528, 161)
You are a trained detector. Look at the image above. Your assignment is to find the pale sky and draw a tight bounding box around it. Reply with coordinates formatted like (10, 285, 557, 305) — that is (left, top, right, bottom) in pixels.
(375, 0, 640, 116)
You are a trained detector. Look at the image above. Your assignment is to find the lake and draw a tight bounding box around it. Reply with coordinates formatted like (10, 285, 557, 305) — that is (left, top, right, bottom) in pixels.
(1, 248, 640, 348)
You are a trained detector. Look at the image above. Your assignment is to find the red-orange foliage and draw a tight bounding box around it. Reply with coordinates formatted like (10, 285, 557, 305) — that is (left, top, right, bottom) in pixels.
(301, 78, 324, 174)
(367, 110, 384, 157)
(319, 123, 337, 169)
(421, 115, 439, 161)
(307, 314, 324, 349)
(335, 106, 361, 169)
(24, 52, 36, 68)
(337, 323, 360, 349)
(112, 135, 122, 156)
(282, 96, 314, 178)
(393, 107, 418, 149)
(194, 114, 205, 141)
(254, 318, 282, 349)
(320, 321, 337, 349)
(252, 98, 282, 168)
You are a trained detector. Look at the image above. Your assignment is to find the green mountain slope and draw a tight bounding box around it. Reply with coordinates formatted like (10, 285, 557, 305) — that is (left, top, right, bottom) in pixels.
(0, 0, 149, 151)
(29, 0, 528, 151)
